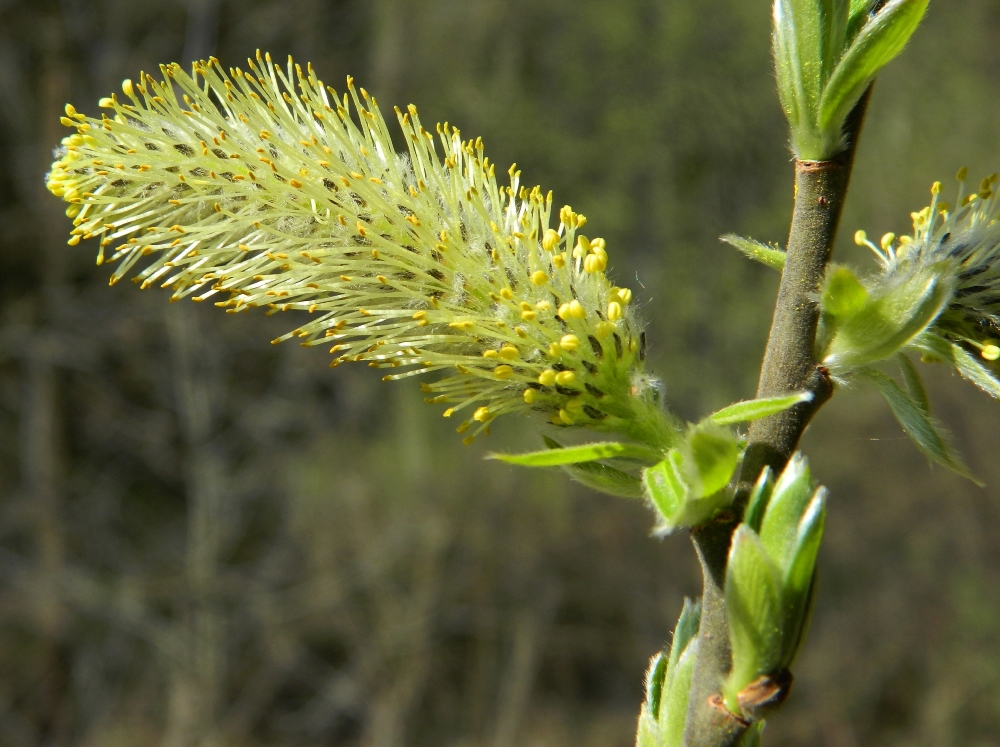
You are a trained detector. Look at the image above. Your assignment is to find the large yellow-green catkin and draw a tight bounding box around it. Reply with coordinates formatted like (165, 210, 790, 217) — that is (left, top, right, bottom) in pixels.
(48, 53, 676, 446)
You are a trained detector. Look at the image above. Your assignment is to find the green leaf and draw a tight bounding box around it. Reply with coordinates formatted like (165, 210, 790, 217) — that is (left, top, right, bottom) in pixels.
(896, 353, 929, 412)
(819, 0, 929, 134)
(662, 638, 699, 747)
(857, 367, 981, 484)
(489, 441, 660, 467)
(823, 267, 952, 372)
(847, 0, 877, 41)
(721, 234, 786, 271)
(913, 332, 1000, 400)
(822, 264, 868, 317)
(707, 392, 813, 426)
(758, 454, 815, 573)
(744, 467, 775, 534)
(724, 525, 784, 710)
(735, 722, 766, 747)
(643, 450, 691, 526)
(780, 489, 826, 665)
(665, 598, 702, 690)
(689, 424, 741, 497)
(562, 460, 645, 498)
(644, 651, 668, 722)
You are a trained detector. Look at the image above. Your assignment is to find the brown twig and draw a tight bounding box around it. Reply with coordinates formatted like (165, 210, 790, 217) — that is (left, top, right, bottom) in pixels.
(681, 87, 874, 747)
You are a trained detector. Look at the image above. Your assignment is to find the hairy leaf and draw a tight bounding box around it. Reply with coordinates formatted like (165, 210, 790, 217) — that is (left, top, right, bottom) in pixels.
(562, 460, 645, 498)
(822, 264, 869, 317)
(819, 0, 929, 133)
(913, 332, 1000, 400)
(707, 392, 812, 426)
(724, 526, 784, 710)
(780, 489, 826, 664)
(896, 353, 929, 412)
(858, 367, 980, 483)
(489, 441, 660, 467)
(758, 454, 815, 573)
(823, 267, 952, 372)
(721, 234, 787, 271)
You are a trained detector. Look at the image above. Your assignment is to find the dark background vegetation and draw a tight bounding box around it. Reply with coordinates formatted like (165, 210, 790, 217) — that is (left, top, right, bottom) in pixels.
(1, 1, 999, 745)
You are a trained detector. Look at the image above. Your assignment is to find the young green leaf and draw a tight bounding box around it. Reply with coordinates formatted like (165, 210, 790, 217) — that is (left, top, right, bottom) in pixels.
(665, 598, 702, 689)
(643, 450, 691, 526)
(735, 722, 766, 747)
(857, 367, 981, 483)
(780, 490, 827, 665)
(896, 353, 929, 412)
(644, 651, 668, 723)
(823, 268, 952, 372)
(822, 265, 869, 317)
(819, 0, 929, 135)
(689, 424, 741, 497)
(743, 467, 775, 534)
(914, 332, 1000, 400)
(561, 460, 645, 498)
(489, 441, 661, 467)
(721, 234, 787, 271)
(661, 639, 699, 747)
(724, 526, 784, 711)
(707, 392, 813, 426)
(758, 454, 815, 573)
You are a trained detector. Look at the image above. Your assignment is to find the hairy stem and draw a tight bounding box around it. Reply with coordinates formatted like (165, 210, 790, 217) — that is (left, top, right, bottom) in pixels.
(681, 88, 873, 747)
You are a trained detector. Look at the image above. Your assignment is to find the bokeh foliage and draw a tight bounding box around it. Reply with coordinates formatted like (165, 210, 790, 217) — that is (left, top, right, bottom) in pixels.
(0, 1, 998, 745)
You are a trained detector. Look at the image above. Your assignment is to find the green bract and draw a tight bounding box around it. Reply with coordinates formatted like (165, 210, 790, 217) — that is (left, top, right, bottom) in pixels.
(774, 0, 929, 160)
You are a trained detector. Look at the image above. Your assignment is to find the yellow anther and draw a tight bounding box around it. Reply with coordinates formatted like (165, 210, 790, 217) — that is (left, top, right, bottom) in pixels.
(931, 181, 943, 195)
(473, 407, 491, 422)
(499, 346, 519, 360)
(536, 300, 551, 311)
(552, 253, 566, 269)
(538, 369, 557, 386)
(555, 370, 576, 385)
(67, 235, 81, 246)
(558, 303, 572, 320)
(500, 288, 514, 300)
(531, 270, 548, 285)
(122, 79, 134, 97)
(881, 233, 895, 250)
(413, 310, 427, 319)
(541, 229, 560, 252)
(565, 397, 585, 414)
(559, 334, 580, 351)
(982, 344, 1000, 362)
(617, 287, 633, 305)
(583, 254, 606, 273)
(549, 342, 561, 357)
(574, 235, 591, 259)
(854, 230, 867, 246)
(607, 301, 623, 321)
(957, 167, 968, 181)
(521, 309, 537, 321)
(523, 388, 537, 404)
(558, 408, 575, 425)
(289, 179, 303, 188)
(595, 321, 614, 339)
(493, 365, 514, 379)
(483, 349, 499, 359)
(98, 97, 114, 108)
(443, 408, 455, 418)
(568, 300, 586, 319)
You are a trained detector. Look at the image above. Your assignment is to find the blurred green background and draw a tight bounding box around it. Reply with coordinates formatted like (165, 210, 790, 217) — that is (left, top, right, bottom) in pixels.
(1, 1, 999, 745)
